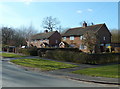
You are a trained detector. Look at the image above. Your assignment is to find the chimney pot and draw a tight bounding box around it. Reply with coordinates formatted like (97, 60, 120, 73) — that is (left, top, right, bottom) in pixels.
(45, 30, 48, 33)
(83, 21, 87, 27)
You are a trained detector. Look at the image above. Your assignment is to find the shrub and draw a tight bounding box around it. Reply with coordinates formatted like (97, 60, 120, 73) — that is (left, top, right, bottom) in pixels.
(37, 48, 81, 57)
(2, 45, 9, 52)
(18, 48, 30, 55)
(18, 46, 38, 56)
(29, 46, 38, 56)
(44, 50, 120, 64)
(45, 50, 86, 63)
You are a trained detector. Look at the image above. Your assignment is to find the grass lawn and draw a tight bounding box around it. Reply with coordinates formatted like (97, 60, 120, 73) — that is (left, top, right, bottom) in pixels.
(10, 58, 78, 71)
(72, 64, 119, 78)
(0, 53, 26, 58)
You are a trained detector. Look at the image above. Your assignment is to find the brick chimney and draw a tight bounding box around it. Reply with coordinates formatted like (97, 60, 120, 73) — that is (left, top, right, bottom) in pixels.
(83, 21, 87, 27)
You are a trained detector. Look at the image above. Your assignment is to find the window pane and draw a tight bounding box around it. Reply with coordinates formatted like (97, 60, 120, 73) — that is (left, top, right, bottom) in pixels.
(63, 37, 66, 40)
(103, 37, 106, 40)
(70, 36, 74, 40)
(80, 44, 84, 49)
(80, 36, 83, 40)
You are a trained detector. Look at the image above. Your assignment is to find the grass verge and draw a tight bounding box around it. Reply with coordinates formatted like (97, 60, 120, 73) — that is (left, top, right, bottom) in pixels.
(0, 53, 26, 58)
(10, 58, 78, 71)
(72, 64, 119, 78)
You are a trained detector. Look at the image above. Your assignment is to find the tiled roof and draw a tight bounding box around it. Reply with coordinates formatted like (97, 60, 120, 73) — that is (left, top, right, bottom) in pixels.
(62, 24, 104, 37)
(31, 31, 56, 40)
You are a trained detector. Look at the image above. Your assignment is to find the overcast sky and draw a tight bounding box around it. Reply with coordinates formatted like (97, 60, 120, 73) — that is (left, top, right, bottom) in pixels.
(0, 1, 118, 32)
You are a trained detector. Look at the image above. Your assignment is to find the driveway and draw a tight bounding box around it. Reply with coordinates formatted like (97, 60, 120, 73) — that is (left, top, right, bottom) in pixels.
(1, 58, 118, 87)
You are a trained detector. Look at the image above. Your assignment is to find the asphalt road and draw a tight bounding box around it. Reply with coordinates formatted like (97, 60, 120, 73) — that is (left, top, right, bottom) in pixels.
(1, 58, 118, 87)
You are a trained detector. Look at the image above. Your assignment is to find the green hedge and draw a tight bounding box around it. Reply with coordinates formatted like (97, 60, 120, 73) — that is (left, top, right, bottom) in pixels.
(37, 48, 81, 57)
(37, 48, 80, 52)
(18, 47, 38, 56)
(44, 50, 120, 64)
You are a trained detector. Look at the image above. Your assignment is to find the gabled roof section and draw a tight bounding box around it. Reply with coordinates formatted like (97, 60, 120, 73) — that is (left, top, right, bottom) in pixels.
(62, 24, 104, 37)
(32, 31, 57, 40)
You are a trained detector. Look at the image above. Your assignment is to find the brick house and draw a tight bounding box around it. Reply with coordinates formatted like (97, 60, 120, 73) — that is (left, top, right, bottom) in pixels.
(27, 30, 61, 48)
(62, 22, 112, 53)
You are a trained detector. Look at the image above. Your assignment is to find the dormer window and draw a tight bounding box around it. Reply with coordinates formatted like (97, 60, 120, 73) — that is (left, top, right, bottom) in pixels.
(70, 36, 74, 40)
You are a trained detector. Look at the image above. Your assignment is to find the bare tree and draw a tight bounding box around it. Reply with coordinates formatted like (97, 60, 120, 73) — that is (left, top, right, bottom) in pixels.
(1, 23, 38, 47)
(14, 29, 27, 46)
(42, 16, 60, 32)
(1, 27, 26, 47)
(82, 31, 98, 53)
(2, 27, 15, 45)
(20, 23, 38, 47)
(111, 29, 120, 43)
(0, 26, 2, 47)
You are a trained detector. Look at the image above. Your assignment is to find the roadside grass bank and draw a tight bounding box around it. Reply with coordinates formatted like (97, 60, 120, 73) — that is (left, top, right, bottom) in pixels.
(10, 58, 78, 71)
(0, 53, 26, 58)
(72, 64, 119, 78)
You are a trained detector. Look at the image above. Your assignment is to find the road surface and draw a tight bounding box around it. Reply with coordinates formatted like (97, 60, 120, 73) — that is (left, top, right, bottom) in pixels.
(1, 58, 118, 87)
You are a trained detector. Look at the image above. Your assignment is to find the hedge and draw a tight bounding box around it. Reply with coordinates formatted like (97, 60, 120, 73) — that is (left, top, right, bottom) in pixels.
(18, 47, 38, 56)
(37, 48, 81, 57)
(44, 50, 120, 64)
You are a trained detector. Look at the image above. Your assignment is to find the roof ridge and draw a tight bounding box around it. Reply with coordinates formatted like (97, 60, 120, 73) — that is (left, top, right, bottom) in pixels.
(62, 23, 106, 37)
(31, 31, 57, 40)
(33, 31, 56, 36)
(69, 23, 104, 30)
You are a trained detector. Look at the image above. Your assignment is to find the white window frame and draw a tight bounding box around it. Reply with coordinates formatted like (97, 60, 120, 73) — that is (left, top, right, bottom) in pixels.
(80, 44, 85, 49)
(55, 40, 58, 43)
(70, 36, 74, 40)
(80, 36, 83, 40)
(84, 46, 87, 49)
(103, 36, 106, 40)
(100, 44, 104, 46)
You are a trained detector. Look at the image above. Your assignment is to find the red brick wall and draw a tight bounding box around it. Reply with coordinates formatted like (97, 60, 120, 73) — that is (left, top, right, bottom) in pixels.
(63, 36, 89, 52)
(63, 36, 82, 48)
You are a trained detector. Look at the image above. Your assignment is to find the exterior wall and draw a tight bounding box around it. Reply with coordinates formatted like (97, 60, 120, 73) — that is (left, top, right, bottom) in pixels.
(97, 24, 111, 44)
(62, 24, 111, 53)
(63, 36, 81, 48)
(63, 36, 89, 52)
(49, 32, 62, 46)
(28, 31, 62, 48)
